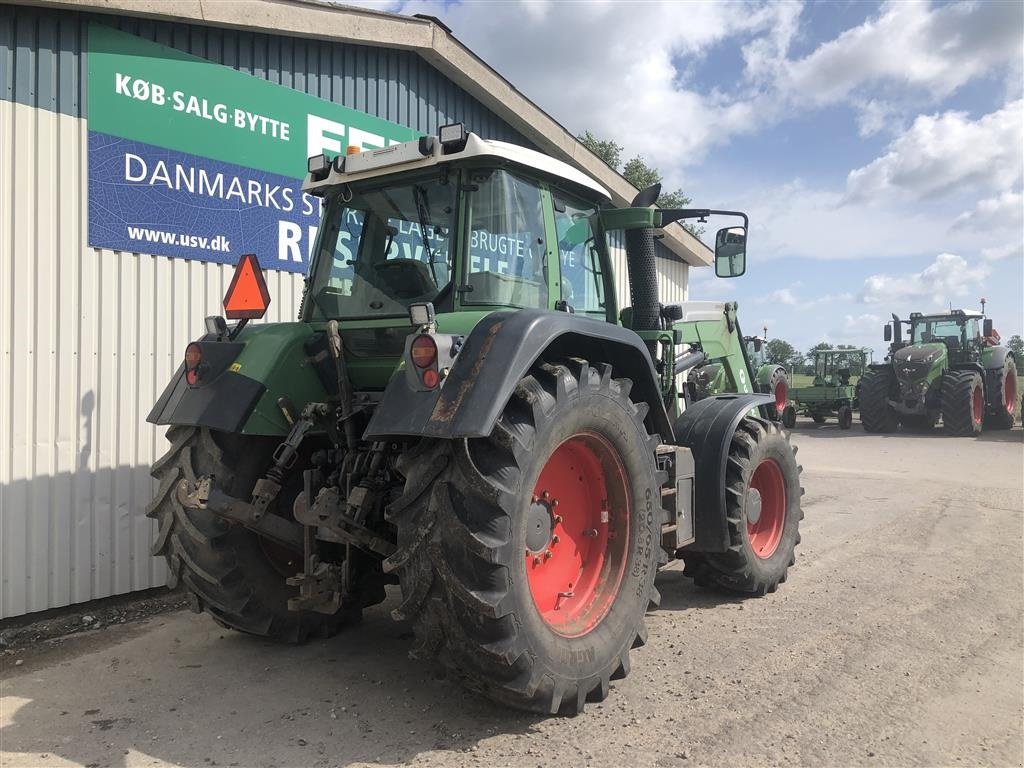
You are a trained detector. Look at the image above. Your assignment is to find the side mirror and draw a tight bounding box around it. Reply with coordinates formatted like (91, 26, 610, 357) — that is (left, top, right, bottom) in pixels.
(983, 318, 993, 338)
(884, 324, 892, 342)
(714, 226, 746, 278)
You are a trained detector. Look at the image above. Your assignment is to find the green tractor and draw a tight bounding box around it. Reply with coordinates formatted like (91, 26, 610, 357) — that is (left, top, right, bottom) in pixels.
(689, 325, 790, 419)
(146, 126, 803, 715)
(782, 348, 871, 429)
(859, 309, 1018, 436)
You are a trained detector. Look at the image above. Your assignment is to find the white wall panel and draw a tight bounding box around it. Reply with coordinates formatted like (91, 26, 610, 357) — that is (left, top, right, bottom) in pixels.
(0, 100, 304, 618)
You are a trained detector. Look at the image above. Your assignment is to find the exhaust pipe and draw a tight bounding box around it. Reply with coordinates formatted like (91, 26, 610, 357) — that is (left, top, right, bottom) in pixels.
(624, 184, 662, 338)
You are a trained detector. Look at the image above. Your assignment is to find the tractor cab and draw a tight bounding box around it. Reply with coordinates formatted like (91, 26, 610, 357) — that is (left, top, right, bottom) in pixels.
(907, 310, 984, 366)
(304, 128, 615, 323)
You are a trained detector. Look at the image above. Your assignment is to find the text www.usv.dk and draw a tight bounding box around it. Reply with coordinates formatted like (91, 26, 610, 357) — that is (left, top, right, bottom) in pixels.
(127, 226, 231, 252)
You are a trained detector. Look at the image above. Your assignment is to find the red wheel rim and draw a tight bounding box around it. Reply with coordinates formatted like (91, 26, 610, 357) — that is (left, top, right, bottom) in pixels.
(774, 380, 788, 413)
(1006, 369, 1017, 415)
(972, 384, 983, 426)
(747, 459, 786, 559)
(526, 433, 630, 638)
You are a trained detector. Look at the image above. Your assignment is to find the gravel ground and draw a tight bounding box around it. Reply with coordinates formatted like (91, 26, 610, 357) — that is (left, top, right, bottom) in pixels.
(1, 422, 1022, 768)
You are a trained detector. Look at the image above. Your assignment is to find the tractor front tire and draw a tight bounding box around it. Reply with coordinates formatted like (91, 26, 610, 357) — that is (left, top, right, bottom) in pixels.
(859, 368, 899, 433)
(682, 418, 803, 595)
(985, 359, 1018, 430)
(782, 405, 797, 429)
(838, 406, 853, 430)
(763, 367, 789, 421)
(941, 371, 984, 437)
(147, 427, 358, 641)
(386, 359, 664, 715)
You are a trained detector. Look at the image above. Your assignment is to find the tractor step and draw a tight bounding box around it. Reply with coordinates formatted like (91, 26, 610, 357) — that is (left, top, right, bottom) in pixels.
(656, 444, 695, 550)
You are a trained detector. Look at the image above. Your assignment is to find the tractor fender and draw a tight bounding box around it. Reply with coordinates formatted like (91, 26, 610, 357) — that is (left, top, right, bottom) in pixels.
(673, 393, 774, 553)
(363, 309, 673, 441)
(981, 346, 1012, 371)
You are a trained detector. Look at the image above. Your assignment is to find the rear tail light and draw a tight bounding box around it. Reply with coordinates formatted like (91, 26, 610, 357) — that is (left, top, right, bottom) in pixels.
(185, 343, 202, 385)
(422, 368, 440, 388)
(410, 335, 438, 369)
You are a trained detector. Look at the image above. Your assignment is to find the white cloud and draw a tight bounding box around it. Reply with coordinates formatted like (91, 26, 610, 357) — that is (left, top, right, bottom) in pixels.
(769, 288, 798, 305)
(782, 1, 1024, 105)
(845, 101, 1024, 202)
(387, 0, 1021, 177)
(843, 313, 883, 334)
(980, 242, 1024, 262)
(951, 190, 1024, 232)
(860, 252, 990, 307)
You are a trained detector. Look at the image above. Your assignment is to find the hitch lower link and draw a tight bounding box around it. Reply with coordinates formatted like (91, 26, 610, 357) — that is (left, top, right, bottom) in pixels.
(176, 476, 303, 551)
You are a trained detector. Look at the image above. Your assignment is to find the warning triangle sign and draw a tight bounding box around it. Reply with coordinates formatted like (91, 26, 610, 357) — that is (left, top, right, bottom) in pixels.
(223, 253, 271, 319)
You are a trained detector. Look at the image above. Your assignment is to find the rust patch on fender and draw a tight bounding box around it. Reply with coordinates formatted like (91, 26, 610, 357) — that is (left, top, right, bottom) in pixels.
(430, 319, 504, 425)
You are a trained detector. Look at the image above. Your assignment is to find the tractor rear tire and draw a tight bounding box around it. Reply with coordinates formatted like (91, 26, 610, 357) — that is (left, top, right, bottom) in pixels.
(763, 367, 789, 421)
(985, 359, 1018, 430)
(859, 368, 898, 433)
(147, 426, 359, 641)
(385, 359, 664, 715)
(681, 418, 802, 595)
(838, 406, 853, 430)
(941, 371, 983, 437)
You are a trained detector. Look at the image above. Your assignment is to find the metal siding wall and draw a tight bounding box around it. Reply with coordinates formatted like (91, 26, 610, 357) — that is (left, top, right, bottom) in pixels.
(606, 231, 690, 313)
(0, 7, 532, 144)
(0, 5, 530, 618)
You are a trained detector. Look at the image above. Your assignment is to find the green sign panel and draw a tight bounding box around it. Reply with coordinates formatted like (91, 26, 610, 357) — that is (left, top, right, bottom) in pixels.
(87, 24, 420, 270)
(89, 24, 419, 178)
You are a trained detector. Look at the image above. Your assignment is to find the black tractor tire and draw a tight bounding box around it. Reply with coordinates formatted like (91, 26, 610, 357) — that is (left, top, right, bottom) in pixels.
(838, 406, 853, 430)
(984, 359, 1018, 430)
(782, 405, 797, 429)
(681, 418, 803, 595)
(941, 370, 984, 437)
(147, 426, 359, 641)
(762, 366, 790, 421)
(811, 412, 827, 424)
(385, 359, 664, 715)
(859, 368, 899, 433)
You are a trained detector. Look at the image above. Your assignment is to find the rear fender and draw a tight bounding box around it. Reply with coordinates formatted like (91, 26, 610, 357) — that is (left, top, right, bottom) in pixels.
(363, 309, 673, 440)
(673, 393, 773, 553)
(147, 322, 327, 435)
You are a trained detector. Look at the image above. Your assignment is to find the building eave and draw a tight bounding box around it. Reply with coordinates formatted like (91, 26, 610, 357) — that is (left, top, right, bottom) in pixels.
(14, 0, 711, 266)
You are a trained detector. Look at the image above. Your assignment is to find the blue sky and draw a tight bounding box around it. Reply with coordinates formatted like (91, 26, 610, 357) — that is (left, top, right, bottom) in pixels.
(372, 0, 1022, 357)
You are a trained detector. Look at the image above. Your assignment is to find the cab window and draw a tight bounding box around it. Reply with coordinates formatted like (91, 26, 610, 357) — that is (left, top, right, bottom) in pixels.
(463, 170, 548, 309)
(553, 196, 606, 319)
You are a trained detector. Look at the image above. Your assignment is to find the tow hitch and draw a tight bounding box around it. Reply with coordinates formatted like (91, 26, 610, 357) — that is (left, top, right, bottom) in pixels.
(176, 475, 304, 551)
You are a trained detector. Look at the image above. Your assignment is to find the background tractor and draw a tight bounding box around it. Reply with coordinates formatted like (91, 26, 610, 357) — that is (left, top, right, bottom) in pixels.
(688, 324, 790, 420)
(859, 309, 1018, 436)
(146, 126, 803, 715)
(782, 348, 871, 429)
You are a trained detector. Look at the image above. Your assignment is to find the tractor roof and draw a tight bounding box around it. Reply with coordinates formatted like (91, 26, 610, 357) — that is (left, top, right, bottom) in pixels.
(909, 309, 982, 320)
(304, 132, 611, 202)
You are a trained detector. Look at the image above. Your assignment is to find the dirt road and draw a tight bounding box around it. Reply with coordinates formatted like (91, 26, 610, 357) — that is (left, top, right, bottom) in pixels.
(2, 425, 1022, 767)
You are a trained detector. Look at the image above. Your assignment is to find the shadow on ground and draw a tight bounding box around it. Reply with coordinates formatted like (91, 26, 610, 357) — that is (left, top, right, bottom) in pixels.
(0, 593, 539, 768)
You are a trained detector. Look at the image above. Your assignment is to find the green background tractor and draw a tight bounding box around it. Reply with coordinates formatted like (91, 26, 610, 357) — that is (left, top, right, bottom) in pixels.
(859, 310, 1018, 436)
(688, 325, 790, 419)
(145, 126, 803, 715)
(782, 348, 871, 430)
